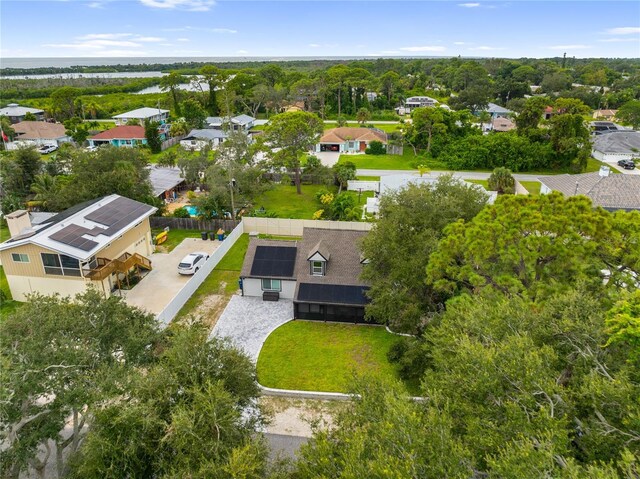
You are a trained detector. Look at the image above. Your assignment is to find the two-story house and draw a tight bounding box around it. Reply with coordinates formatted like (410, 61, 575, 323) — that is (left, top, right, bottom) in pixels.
(0, 195, 157, 302)
(112, 107, 169, 125)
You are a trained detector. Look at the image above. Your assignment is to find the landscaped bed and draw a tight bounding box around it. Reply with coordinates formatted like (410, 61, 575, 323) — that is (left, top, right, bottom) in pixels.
(257, 321, 419, 395)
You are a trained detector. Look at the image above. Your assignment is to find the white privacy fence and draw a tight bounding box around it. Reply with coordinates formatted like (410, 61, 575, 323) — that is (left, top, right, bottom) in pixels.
(241, 217, 373, 237)
(156, 221, 245, 327)
(347, 180, 380, 193)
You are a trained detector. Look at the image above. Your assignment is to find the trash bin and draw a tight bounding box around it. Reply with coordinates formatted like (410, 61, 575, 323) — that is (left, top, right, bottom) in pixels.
(209, 231, 215, 241)
(200, 231, 208, 240)
(217, 228, 225, 241)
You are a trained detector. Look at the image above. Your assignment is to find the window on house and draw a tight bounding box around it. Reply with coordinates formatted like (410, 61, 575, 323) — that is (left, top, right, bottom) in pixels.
(11, 253, 29, 263)
(261, 279, 281, 292)
(311, 261, 324, 276)
(41, 253, 81, 277)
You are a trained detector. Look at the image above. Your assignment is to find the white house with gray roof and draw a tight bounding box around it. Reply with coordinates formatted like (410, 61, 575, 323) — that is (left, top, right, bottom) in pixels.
(112, 107, 169, 125)
(592, 131, 640, 162)
(0, 103, 45, 123)
(539, 168, 640, 211)
(180, 129, 228, 151)
(205, 114, 256, 131)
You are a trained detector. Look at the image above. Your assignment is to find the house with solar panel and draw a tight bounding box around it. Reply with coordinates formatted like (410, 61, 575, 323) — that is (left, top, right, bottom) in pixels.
(0, 195, 157, 302)
(240, 228, 370, 322)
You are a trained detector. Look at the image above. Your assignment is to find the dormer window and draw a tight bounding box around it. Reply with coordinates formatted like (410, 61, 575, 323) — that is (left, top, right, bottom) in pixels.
(311, 261, 325, 276)
(307, 240, 330, 277)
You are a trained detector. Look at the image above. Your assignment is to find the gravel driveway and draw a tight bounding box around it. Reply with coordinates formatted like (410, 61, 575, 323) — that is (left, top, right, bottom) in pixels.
(211, 295, 293, 362)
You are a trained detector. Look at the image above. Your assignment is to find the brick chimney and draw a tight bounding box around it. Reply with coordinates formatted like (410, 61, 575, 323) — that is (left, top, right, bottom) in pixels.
(5, 210, 32, 238)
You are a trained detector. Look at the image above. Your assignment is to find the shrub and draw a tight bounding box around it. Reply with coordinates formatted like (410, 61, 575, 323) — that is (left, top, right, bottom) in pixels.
(387, 337, 430, 382)
(186, 190, 196, 200)
(172, 207, 191, 218)
(365, 141, 386, 155)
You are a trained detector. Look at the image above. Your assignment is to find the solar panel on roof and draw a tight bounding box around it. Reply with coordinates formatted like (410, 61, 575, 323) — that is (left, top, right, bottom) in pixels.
(49, 225, 99, 251)
(297, 283, 370, 306)
(250, 246, 297, 277)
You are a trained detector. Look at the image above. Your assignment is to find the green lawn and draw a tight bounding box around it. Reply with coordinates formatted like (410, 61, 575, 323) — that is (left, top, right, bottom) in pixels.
(254, 184, 327, 219)
(357, 175, 380, 181)
(151, 228, 202, 253)
(519, 181, 541, 195)
(176, 233, 250, 319)
(257, 321, 418, 395)
(339, 149, 448, 171)
(0, 224, 10, 243)
(467, 179, 490, 189)
(0, 266, 21, 317)
(323, 122, 403, 134)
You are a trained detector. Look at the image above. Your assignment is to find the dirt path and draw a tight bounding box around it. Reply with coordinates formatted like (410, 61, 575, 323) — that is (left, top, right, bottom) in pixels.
(260, 397, 343, 438)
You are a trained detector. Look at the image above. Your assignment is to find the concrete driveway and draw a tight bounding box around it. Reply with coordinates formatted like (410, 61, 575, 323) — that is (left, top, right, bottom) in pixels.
(314, 151, 340, 167)
(211, 295, 293, 362)
(124, 238, 221, 315)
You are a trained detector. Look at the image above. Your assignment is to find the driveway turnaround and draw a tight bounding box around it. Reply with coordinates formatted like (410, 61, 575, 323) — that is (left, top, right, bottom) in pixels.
(124, 238, 221, 315)
(211, 295, 293, 362)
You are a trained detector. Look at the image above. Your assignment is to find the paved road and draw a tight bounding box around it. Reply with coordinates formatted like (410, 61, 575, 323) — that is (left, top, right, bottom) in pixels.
(356, 169, 549, 181)
(265, 433, 309, 460)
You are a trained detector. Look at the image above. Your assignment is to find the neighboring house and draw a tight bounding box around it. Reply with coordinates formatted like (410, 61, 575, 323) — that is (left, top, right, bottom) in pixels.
(240, 228, 371, 322)
(112, 107, 169, 125)
(479, 103, 513, 119)
(490, 116, 516, 132)
(360, 173, 497, 217)
(0, 103, 45, 123)
(180, 129, 228, 151)
(539, 168, 640, 211)
(148, 166, 186, 201)
(89, 125, 150, 148)
(0, 195, 157, 302)
(590, 121, 629, 135)
(316, 127, 387, 153)
(593, 109, 618, 121)
(395, 96, 439, 115)
(205, 114, 256, 131)
(10, 121, 71, 147)
(592, 131, 640, 162)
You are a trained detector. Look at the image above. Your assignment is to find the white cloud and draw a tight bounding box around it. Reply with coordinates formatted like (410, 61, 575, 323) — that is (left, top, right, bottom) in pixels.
(549, 44, 591, 50)
(86, 2, 105, 8)
(453, 41, 467, 45)
(139, 0, 216, 11)
(458, 3, 480, 7)
(177, 38, 190, 42)
(237, 50, 248, 54)
(399, 45, 446, 52)
(44, 39, 142, 49)
(605, 27, 640, 35)
(309, 43, 320, 48)
(468, 46, 504, 51)
(162, 26, 236, 34)
(599, 37, 638, 43)
(77, 33, 132, 40)
(136, 36, 165, 42)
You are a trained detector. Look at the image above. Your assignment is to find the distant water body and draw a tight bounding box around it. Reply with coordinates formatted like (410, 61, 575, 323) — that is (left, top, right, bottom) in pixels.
(1, 55, 392, 70)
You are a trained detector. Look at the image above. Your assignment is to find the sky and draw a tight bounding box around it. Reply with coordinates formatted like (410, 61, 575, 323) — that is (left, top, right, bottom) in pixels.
(1, 0, 639, 59)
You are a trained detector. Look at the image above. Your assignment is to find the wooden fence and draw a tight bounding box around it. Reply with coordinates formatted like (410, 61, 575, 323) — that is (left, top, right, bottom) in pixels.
(150, 216, 239, 232)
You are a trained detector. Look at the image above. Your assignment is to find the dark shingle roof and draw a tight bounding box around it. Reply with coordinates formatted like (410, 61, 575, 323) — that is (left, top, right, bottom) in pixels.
(592, 131, 640, 154)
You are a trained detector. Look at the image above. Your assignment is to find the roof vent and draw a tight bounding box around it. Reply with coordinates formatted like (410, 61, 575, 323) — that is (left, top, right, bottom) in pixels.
(599, 165, 610, 177)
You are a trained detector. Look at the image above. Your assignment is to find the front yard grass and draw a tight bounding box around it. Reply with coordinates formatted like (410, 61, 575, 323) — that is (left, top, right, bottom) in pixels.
(176, 233, 250, 320)
(339, 150, 449, 171)
(257, 321, 419, 395)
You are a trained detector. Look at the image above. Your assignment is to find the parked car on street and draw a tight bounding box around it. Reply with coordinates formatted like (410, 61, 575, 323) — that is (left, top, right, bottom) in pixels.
(617, 159, 636, 170)
(38, 144, 58, 154)
(177, 252, 209, 275)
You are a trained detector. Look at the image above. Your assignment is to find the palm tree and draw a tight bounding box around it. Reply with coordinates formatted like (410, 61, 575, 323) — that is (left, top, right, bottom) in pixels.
(487, 167, 515, 195)
(84, 99, 100, 119)
(478, 111, 492, 132)
(31, 174, 58, 209)
(356, 108, 371, 126)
